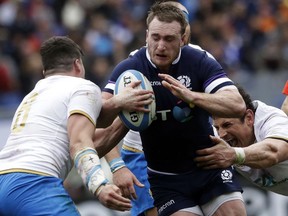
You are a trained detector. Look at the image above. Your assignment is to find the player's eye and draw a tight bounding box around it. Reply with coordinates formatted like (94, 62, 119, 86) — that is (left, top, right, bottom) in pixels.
(222, 122, 232, 129)
(152, 36, 160, 41)
(165, 36, 175, 42)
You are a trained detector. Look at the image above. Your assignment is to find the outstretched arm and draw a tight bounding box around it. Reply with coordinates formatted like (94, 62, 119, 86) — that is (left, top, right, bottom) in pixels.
(158, 73, 246, 118)
(195, 135, 288, 169)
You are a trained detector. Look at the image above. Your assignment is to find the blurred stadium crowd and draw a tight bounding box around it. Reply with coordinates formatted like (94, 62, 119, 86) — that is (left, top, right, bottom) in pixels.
(0, 0, 288, 108)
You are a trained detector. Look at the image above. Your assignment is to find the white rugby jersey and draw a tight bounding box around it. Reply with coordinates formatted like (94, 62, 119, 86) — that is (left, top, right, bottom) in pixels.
(235, 100, 288, 195)
(0, 75, 101, 180)
(123, 130, 142, 151)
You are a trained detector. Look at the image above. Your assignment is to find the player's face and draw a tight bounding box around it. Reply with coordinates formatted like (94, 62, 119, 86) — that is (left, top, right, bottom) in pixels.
(213, 111, 255, 148)
(146, 17, 184, 72)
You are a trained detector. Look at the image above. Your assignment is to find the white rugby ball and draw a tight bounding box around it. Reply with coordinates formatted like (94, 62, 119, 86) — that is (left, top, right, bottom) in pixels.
(114, 69, 156, 131)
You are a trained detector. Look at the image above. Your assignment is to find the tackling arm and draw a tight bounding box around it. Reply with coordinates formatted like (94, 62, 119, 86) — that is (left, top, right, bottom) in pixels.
(195, 136, 288, 169)
(242, 138, 288, 168)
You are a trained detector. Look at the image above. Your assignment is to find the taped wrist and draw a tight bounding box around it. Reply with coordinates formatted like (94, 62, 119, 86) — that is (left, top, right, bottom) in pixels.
(234, 147, 246, 165)
(74, 147, 108, 195)
(109, 157, 126, 173)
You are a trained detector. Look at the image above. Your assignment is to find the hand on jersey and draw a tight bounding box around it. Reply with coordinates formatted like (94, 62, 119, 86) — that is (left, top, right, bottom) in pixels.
(112, 167, 144, 200)
(114, 80, 154, 113)
(97, 184, 132, 211)
(159, 73, 195, 105)
(194, 135, 236, 169)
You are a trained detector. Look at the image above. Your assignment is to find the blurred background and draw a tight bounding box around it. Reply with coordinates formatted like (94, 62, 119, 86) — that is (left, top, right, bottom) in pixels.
(0, 0, 287, 215)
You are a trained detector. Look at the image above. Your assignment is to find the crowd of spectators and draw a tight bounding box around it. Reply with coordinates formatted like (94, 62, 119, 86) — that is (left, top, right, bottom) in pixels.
(0, 0, 288, 107)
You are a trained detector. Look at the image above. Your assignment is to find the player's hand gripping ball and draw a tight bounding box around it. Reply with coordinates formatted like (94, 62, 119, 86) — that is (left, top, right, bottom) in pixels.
(114, 69, 156, 131)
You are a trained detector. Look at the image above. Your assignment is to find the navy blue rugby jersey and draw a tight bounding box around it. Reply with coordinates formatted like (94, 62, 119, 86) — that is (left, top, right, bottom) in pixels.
(103, 45, 235, 173)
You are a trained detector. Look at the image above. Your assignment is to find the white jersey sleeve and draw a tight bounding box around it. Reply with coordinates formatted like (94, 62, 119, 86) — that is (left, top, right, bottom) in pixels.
(0, 75, 102, 180)
(123, 130, 143, 151)
(253, 100, 288, 141)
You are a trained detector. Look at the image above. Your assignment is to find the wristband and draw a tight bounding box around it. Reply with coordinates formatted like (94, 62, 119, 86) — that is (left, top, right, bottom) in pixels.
(74, 148, 108, 195)
(95, 184, 108, 198)
(109, 157, 126, 173)
(234, 147, 246, 165)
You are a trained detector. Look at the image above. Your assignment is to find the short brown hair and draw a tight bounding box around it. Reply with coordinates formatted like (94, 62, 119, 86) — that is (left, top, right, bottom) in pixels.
(146, 2, 187, 36)
(236, 84, 256, 113)
(40, 36, 84, 75)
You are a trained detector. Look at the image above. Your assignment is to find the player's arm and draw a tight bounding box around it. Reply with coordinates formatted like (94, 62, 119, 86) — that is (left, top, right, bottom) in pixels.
(158, 73, 245, 118)
(93, 109, 144, 199)
(94, 117, 129, 158)
(195, 135, 288, 169)
(68, 113, 132, 211)
(105, 146, 144, 200)
(94, 115, 144, 199)
(97, 84, 154, 128)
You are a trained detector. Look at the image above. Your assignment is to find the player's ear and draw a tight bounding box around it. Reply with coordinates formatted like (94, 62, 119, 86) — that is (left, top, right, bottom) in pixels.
(245, 109, 254, 126)
(180, 34, 185, 47)
(146, 29, 149, 44)
(74, 58, 82, 74)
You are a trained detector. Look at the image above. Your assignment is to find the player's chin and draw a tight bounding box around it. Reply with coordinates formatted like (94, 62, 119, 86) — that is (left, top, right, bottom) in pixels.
(154, 56, 170, 65)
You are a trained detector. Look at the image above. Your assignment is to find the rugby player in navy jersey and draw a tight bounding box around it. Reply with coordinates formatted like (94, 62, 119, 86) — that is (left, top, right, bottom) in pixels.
(100, 1, 232, 216)
(99, 2, 247, 216)
(102, 2, 193, 216)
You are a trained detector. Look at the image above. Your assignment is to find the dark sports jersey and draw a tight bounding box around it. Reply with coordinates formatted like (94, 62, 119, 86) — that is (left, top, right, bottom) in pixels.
(103, 45, 235, 173)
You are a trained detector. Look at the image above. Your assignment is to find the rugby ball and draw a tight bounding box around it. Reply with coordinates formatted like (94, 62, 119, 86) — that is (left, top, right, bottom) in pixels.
(114, 69, 156, 131)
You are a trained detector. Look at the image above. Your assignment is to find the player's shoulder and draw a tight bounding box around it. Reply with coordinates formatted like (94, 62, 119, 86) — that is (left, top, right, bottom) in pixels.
(64, 76, 100, 93)
(114, 47, 147, 71)
(254, 100, 288, 124)
(128, 46, 146, 58)
(254, 100, 288, 139)
(72, 76, 97, 86)
(129, 49, 139, 57)
(188, 44, 204, 50)
(255, 100, 286, 115)
(183, 44, 216, 60)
